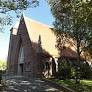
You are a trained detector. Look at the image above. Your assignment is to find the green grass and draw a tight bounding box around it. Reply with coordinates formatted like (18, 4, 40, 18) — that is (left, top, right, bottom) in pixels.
(53, 79, 92, 92)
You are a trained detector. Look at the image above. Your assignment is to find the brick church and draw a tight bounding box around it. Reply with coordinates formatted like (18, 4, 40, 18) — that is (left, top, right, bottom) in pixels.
(7, 14, 86, 78)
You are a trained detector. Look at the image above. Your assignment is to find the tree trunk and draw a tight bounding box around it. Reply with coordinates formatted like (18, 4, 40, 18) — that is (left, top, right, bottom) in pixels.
(76, 38, 81, 84)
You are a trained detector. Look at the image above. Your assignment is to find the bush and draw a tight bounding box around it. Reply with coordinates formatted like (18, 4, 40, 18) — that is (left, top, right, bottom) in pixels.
(71, 67, 76, 79)
(80, 62, 92, 79)
(0, 60, 7, 70)
(56, 60, 72, 79)
(56, 59, 92, 80)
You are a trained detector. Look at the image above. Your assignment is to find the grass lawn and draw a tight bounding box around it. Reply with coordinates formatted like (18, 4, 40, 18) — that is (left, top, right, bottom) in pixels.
(53, 79, 92, 92)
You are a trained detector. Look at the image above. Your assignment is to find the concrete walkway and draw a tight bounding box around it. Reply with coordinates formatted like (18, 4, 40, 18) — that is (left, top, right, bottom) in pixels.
(2, 76, 64, 92)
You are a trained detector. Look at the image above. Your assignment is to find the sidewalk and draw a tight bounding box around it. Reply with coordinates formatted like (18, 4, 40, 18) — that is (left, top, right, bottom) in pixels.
(1, 76, 64, 92)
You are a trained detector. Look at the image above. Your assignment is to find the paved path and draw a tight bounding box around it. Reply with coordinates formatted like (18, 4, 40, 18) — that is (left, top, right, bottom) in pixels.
(2, 77, 64, 92)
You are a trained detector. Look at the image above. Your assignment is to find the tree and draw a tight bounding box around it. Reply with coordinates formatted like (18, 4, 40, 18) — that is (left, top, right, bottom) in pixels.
(0, 0, 39, 31)
(48, 0, 92, 83)
(0, 0, 39, 12)
(0, 60, 6, 70)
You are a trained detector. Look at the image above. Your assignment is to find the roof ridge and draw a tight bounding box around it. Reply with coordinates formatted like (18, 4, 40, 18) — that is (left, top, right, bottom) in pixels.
(13, 14, 53, 29)
(24, 16, 53, 28)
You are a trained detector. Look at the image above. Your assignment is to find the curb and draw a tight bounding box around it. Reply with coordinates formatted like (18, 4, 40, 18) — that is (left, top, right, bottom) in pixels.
(42, 78, 75, 92)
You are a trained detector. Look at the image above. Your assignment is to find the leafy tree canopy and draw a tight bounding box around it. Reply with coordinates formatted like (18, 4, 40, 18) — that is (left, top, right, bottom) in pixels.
(0, 0, 39, 12)
(48, 0, 92, 83)
(48, 0, 92, 56)
(0, 0, 39, 31)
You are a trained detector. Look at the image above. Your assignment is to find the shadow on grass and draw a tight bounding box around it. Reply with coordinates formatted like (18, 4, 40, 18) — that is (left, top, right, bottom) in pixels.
(53, 79, 92, 92)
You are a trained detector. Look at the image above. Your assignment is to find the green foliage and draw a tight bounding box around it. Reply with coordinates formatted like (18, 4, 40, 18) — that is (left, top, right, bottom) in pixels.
(56, 59, 92, 80)
(0, 0, 39, 32)
(53, 79, 92, 92)
(48, 0, 92, 55)
(57, 60, 72, 79)
(0, 0, 39, 12)
(48, 0, 92, 83)
(0, 60, 7, 71)
(80, 62, 92, 79)
(71, 67, 76, 78)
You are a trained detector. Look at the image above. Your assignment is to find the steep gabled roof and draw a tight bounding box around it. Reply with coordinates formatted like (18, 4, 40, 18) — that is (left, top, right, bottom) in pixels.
(60, 47, 85, 60)
(12, 14, 59, 57)
(11, 14, 86, 61)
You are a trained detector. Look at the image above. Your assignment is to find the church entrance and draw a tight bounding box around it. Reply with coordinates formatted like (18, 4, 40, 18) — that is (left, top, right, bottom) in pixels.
(18, 46, 24, 75)
(19, 64, 24, 75)
(18, 63, 24, 75)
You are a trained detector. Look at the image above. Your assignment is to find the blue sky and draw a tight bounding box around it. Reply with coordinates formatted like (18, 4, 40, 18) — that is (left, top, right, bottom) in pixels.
(0, 0, 54, 61)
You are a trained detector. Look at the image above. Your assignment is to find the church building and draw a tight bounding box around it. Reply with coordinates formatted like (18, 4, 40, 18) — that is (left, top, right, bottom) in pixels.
(7, 15, 86, 78)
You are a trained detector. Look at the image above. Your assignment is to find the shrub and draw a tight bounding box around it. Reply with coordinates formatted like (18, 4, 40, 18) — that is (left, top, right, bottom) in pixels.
(57, 60, 72, 79)
(0, 60, 7, 70)
(56, 59, 92, 80)
(80, 62, 92, 79)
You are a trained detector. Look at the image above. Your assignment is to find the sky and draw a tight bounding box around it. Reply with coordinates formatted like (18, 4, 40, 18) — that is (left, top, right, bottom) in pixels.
(0, 0, 54, 61)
